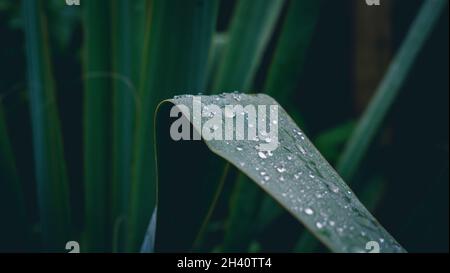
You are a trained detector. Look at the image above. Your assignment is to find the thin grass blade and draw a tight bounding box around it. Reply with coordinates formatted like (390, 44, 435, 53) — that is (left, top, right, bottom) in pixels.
(82, 0, 112, 251)
(211, 0, 285, 92)
(22, 0, 71, 250)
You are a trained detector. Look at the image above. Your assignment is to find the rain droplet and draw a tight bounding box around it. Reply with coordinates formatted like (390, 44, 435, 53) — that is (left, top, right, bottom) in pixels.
(316, 222, 324, 229)
(296, 144, 307, 155)
(304, 208, 314, 215)
(279, 176, 285, 182)
(258, 152, 267, 159)
(236, 146, 243, 151)
(330, 184, 339, 193)
(276, 166, 286, 173)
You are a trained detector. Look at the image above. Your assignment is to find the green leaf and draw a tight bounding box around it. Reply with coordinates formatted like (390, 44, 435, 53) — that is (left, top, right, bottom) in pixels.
(206, 33, 228, 89)
(128, 0, 219, 252)
(154, 93, 405, 253)
(110, 0, 145, 252)
(22, 0, 70, 250)
(82, 0, 112, 251)
(265, 0, 321, 107)
(222, 0, 322, 251)
(293, 176, 387, 253)
(211, 0, 285, 92)
(336, 0, 448, 181)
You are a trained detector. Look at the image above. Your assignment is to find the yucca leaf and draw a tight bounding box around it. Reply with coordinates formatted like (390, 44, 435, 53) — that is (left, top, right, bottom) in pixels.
(336, 0, 448, 181)
(293, 176, 387, 253)
(82, 0, 112, 251)
(211, 0, 285, 92)
(153, 93, 405, 253)
(222, 0, 321, 251)
(23, 0, 70, 250)
(128, 0, 219, 251)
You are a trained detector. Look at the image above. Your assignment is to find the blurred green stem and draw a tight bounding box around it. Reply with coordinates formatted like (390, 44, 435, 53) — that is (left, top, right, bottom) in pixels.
(23, 0, 71, 250)
(212, 0, 285, 92)
(83, 0, 112, 252)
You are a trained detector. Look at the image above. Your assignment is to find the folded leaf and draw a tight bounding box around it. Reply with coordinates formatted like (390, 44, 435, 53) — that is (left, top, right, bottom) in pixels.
(152, 93, 405, 253)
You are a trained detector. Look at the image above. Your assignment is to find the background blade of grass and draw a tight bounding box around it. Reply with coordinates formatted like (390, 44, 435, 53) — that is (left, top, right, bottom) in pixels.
(336, 0, 448, 181)
(206, 32, 228, 89)
(222, 0, 322, 251)
(158, 93, 405, 253)
(0, 104, 29, 251)
(82, 0, 112, 252)
(23, 0, 70, 250)
(128, 0, 219, 251)
(211, 0, 285, 92)
(110, 0, 145, 252)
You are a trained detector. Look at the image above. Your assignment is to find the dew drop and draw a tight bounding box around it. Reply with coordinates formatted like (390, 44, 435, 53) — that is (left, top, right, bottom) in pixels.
(330, 184, 339, 193)
(304, 208, 314, 215)
(258, 152, 267, 159)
